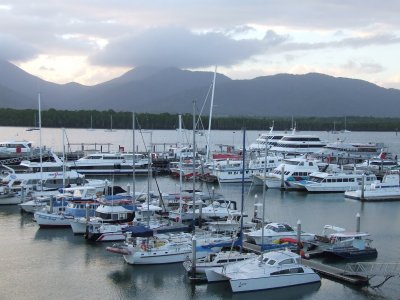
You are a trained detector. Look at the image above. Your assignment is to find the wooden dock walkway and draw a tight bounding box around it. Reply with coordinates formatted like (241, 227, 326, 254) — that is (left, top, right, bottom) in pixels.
(302, 259, 369, 286)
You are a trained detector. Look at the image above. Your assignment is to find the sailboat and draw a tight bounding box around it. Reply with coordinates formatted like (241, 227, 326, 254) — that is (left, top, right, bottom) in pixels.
(87, 115, 95, 131)
(331, 121, 339, 134)
(341, 116, 351, 133)
(104, 115, 116, 132)
(26, 113, 40, 131)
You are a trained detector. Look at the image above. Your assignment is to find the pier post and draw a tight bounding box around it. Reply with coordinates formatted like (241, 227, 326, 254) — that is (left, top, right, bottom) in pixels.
(86, 203, 90, 222)
(49, 196, 54, 213)
(361, 175, 365, 200)
(20, 185, 25, 203)
(199, 203, 202, 228)
(105, 180, 109, 196)
(280, 165, 285, 190)
(356, 213, 361, 232)
(297, 219, 301, 254)
(126, 184, 131, 197)
(191, 236, 197, 276)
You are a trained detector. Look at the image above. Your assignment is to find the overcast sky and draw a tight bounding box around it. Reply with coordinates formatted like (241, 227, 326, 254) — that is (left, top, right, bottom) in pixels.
(1, 0, 400, 88)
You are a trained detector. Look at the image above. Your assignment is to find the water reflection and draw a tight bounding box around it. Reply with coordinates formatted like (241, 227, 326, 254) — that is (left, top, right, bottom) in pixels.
(205, 281, 321, 300)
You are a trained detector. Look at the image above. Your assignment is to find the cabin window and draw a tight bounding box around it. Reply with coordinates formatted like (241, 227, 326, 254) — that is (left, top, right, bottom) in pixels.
(267, 259, 276, 265)
(279, 258, 295, 265)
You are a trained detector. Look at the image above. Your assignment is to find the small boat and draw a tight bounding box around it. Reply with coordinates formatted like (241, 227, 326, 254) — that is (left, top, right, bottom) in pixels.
(68, 152, 149, 176)
(20, 183, 105, 213)
(305, 225, 378, 259)
(256, 157, 321, 189)
(84, 203, 162, 241)
(208, 155, 281, 183)
(195, 200, 241, 221)
(292, 171, 377, 193)
(107, 231, 235, 265)
(244, 222, 315, 245)
(206, 215, 255, 234)
(167, 199, 204, 222)
(205, 249, 320, 292)
(344, 172, 400, 201)
(183, 250, 257, 274)
(34, 199, 99, 228)
(323, 231, 378, 259)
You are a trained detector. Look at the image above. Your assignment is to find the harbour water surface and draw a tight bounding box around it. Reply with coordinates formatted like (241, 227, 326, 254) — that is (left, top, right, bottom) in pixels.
(0, 127, 399, 299)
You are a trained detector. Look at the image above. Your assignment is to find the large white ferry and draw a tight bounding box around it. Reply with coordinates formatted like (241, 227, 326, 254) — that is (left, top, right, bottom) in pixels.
(68, 152, 149, 175)
(248, 122, 285, 151)
(270, 134, 327, 156)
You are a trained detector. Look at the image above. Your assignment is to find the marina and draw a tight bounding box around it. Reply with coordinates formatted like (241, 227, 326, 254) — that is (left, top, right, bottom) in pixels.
(0, 127, 400, 299)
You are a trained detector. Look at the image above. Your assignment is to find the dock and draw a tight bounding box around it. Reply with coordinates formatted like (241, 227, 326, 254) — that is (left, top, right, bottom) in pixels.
(242, 241, 371, 286)
(302, 259, 369, 286)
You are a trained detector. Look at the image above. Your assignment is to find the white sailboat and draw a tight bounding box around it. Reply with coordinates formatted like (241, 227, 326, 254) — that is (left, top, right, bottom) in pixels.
(87, 114, 95, 131)
(342, 116, 351, 133)
(104, 115, 116, 132)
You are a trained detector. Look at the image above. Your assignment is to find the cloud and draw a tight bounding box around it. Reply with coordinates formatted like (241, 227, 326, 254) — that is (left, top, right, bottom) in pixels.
(90, 27, 289, 68)
(273, 33, 400, 53)
(342, 60, 385, 74)
(0, 35, 39, 61)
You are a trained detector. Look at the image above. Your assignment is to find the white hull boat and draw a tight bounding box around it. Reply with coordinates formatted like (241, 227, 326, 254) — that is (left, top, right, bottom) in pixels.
(205, 249, 320, 292)
(344, 173, 400, 201)
(183, 251, 257, 274)
(244, 222, 315, 245)
(293, 172, 377, 193)
(107, 232, 235, 265)
(34, 211, 73, 228)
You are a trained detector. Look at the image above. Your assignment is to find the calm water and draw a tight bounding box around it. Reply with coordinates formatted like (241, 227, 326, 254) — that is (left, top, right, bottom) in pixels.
(1, 127, 400, 299)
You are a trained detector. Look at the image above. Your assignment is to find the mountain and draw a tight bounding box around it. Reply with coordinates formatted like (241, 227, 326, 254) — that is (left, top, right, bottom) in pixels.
(0, 60, 399, 116)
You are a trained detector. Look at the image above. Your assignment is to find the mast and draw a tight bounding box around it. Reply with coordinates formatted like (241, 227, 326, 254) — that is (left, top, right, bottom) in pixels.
(239, 127, 246, 252)
(38, 93, 43, 192)
(178, 114, 183, 223)
(62, 128, 66, 188)
(261, 138, 268, 248)
(132, 112, 136, 205)
(192, 101, 196, 233)
(206, 66, 217, 160)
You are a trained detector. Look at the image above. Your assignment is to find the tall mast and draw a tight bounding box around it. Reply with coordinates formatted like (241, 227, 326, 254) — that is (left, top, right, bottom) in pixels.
(38, 93, 43, 192)
(132, 112, 136, 204)
(192, 101, 196, 234)
(178, 114, 183, 223)
(206, 66, 217, 160)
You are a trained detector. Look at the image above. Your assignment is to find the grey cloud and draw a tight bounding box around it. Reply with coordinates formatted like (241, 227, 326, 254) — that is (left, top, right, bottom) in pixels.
(274, 33, 400, 53)
(342, 60, 385, 74)
(0, 35, 38, 61)
(90, 27, 289, 68)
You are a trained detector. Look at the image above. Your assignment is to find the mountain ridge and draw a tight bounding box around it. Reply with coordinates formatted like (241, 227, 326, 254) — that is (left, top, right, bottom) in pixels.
(0, 60, 399, 116)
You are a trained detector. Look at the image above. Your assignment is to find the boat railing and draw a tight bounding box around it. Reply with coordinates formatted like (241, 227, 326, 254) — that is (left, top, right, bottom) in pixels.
(344, 262, 400, 278)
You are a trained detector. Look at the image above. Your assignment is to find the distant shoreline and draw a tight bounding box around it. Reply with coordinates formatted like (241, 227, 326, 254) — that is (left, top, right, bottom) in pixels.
(0, 108, 399, 132)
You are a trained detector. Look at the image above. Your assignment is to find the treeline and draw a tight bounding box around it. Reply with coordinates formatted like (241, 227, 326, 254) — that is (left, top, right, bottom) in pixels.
(0, 108, 400, 132)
